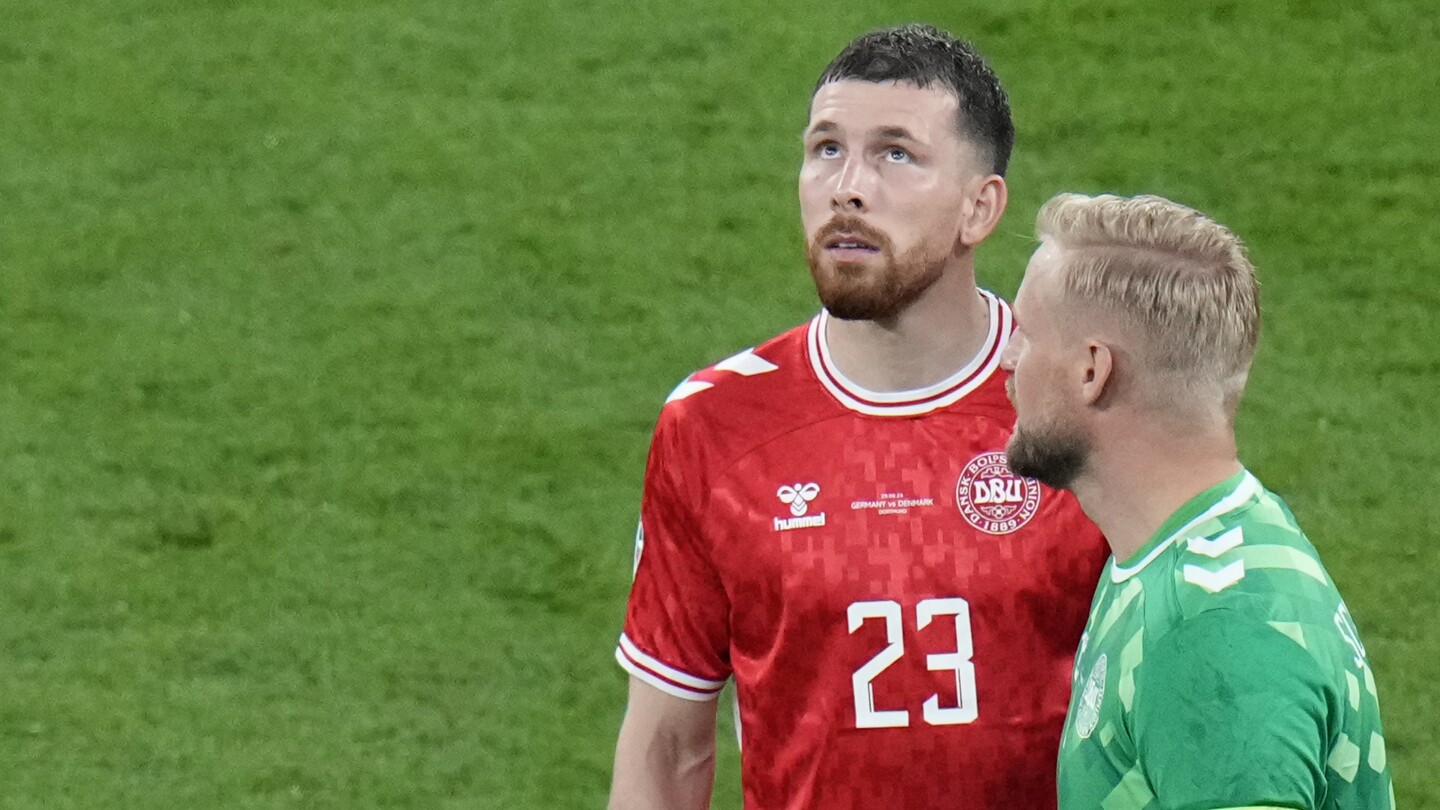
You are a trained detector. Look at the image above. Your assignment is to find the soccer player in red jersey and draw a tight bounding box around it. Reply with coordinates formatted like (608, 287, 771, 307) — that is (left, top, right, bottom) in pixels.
(608, 24, 1108, 810)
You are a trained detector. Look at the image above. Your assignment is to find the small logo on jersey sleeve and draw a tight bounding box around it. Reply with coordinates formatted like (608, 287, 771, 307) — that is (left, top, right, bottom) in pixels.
(774, 482, 826, 531)
(955, 451, 1042, 535)
(1074, 653, 1107, 740)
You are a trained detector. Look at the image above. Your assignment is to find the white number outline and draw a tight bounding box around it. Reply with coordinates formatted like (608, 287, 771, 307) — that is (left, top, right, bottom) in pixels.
(848, 600, 909, 728)
(918, 598, 979, 725)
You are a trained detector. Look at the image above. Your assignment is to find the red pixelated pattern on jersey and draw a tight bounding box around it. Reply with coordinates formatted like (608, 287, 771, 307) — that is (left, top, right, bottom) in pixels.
(619, 292, 1109, 810)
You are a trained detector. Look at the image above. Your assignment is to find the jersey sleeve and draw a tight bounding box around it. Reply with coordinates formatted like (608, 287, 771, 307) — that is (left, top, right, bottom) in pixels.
(1132, 608, 1329, 810)
(615, 403, 731, 701)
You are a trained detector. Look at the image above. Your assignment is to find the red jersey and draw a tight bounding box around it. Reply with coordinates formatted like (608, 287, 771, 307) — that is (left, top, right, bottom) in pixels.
(617, 291, 1108, 809)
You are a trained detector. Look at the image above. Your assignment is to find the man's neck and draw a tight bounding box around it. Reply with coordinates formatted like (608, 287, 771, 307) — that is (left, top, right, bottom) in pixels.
(1071, 422, 1243, 563)
(823, 269, 990, 393)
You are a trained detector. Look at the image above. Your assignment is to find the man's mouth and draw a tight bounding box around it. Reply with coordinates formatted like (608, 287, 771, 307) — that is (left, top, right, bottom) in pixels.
(824, 234, 881, 260)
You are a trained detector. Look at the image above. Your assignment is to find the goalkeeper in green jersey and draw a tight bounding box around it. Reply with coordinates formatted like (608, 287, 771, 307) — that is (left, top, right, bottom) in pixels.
(998, 192, 1393, 810)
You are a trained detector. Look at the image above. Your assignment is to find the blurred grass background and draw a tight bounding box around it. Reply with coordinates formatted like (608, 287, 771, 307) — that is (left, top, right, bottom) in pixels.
(1, 0, 1436, 806)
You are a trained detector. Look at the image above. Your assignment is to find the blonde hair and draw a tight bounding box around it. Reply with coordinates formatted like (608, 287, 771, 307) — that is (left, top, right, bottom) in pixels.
(1035, 193, 1260, 415)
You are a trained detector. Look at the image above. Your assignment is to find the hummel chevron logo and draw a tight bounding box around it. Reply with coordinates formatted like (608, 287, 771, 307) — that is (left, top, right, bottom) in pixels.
(1187, 527, 1244, 558)
(714, 349, 779, 376)
(1183, 560, 1246, 593)
(665, 348, 779, 403)
(665, 379, 713, 403)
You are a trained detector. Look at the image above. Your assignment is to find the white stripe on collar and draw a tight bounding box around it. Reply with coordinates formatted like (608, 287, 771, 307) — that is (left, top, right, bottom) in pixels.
(806, 290, 1010, 417)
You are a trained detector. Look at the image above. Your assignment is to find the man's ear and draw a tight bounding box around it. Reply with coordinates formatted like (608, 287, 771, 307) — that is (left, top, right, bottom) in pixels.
(1081, 341, 1114, 407)
(959, 174, 1008, 248)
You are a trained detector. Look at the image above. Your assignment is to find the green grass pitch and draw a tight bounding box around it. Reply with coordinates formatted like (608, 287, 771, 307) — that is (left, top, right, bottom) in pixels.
(1, 0, 1436, 807)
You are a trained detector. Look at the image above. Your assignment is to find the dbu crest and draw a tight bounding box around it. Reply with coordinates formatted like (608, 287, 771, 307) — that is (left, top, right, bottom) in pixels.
(955, 451, 1041, 535)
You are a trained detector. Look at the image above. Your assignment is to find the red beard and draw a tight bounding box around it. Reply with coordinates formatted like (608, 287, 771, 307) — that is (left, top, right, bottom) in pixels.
(806, 215, 945, 321)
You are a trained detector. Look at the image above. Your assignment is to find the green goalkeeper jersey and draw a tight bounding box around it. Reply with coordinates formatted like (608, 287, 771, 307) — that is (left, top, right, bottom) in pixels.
(1058, 469, 1393, 810)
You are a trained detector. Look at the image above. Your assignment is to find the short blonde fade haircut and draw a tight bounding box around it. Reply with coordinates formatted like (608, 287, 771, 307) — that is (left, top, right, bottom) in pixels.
(1035, 193, 1261, 415)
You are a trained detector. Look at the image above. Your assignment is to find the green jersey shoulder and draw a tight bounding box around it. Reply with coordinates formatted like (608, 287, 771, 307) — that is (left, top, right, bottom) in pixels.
(1059, 470, 1393, 810)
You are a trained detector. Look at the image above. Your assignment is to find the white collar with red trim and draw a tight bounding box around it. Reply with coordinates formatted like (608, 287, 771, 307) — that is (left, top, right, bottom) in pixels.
(806, 290, 1011, 417)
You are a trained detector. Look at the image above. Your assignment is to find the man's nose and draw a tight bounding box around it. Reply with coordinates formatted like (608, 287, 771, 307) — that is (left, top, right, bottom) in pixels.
(831, 157, 872, 213)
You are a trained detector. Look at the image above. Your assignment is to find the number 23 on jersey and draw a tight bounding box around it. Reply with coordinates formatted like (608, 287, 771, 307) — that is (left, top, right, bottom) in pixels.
(848, 597, 978, 729)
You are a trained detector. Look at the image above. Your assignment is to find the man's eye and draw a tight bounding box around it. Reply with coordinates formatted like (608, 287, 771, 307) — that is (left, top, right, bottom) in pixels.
(816, 143, 841, 158)
(886, 147, 911, 163)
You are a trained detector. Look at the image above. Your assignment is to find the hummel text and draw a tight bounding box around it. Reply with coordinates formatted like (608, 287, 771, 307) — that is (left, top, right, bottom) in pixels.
(774, 513, 827, 531)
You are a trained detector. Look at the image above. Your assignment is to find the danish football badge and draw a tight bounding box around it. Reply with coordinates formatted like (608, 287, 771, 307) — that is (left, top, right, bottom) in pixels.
(954, 451, 1041, 535)
(1074, 653, 1107, 740)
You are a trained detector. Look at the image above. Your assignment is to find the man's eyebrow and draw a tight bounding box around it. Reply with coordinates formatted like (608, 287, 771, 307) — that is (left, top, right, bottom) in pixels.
(802, 122, 924, 143)
(803, 120, 839, 139)
(877, 126, 920, 142)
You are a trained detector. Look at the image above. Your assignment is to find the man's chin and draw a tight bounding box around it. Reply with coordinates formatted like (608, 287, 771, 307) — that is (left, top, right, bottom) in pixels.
(807, 248, 940, 323)
(814, 275, 896, 321)
(820, 294, 902, 322)
(1005, 429, 1088, 491)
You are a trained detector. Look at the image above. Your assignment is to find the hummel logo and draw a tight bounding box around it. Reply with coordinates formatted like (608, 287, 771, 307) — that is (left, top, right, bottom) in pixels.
(774, 482, 826, 532)
(777, 483, 820, 516)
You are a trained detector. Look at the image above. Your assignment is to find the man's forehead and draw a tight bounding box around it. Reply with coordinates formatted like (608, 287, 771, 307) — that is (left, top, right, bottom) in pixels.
(1029, 241, 1067, 275)
(807, 79, 959, 136)
(1016, 243, 1067, 315)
